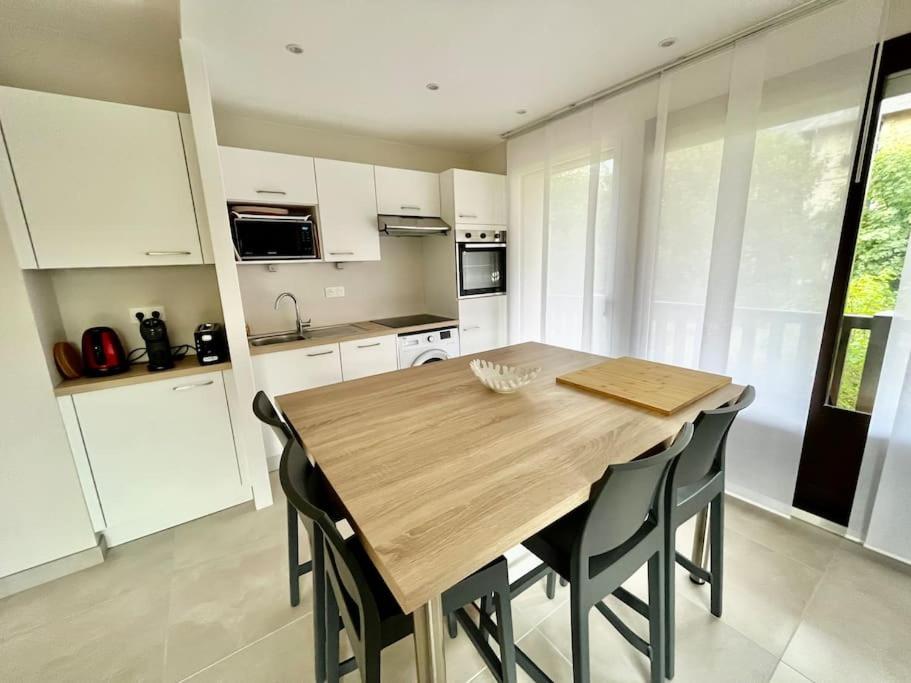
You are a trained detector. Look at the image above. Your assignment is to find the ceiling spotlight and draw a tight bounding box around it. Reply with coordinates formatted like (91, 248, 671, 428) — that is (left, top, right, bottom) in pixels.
(285, 43, 304, 54)
(516, 109, 527, 115)
(426, 82, 440, 91)
(658, 37, 677, 48)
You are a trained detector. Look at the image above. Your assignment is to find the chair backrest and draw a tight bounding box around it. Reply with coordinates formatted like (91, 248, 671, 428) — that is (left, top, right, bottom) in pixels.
(252, 390, 293, 446)
(671, 385, 755, 491)
(279, 437, 380, 645)
(579, 423, 693, 561)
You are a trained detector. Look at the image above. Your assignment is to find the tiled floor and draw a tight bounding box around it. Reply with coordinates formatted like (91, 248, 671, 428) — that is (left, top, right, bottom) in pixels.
(2, 475, 910, 682)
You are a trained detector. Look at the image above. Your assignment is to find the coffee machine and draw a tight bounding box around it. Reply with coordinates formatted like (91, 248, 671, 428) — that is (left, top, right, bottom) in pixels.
(136, 310, 174, 371)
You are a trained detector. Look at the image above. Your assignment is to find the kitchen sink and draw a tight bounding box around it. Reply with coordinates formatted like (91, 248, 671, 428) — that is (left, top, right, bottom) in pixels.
(249, 324, 367, 347)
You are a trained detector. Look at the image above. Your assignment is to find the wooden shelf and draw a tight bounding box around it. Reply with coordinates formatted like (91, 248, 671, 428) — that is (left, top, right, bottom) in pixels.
(54, 357, 232, 396)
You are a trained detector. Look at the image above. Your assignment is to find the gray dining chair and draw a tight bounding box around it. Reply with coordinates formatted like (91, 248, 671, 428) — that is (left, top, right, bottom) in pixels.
(512, 423, 694, 683)
(663, 385, 755, 678)
(280, 435, 519, 683)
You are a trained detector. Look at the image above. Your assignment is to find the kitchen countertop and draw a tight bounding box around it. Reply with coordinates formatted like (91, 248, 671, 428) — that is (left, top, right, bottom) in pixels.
(248, 318, 460, 356)
(54, 357, 232, 396)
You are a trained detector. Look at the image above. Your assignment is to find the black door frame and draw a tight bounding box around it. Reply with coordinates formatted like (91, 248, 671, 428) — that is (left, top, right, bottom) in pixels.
(793, 33, 911, 526)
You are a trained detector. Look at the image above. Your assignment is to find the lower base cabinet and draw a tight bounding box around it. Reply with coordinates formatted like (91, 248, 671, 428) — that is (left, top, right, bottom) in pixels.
(459, 295, 508, 355)
(70, 370, 249, 546)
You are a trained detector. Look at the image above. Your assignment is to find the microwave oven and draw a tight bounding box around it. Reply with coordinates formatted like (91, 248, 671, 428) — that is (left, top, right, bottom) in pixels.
(230, 210, 319, 261)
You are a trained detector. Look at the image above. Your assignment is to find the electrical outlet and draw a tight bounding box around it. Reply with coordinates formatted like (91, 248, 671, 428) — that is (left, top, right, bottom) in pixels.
(129, 306, 166, 323)
(324, 286, 345, 298)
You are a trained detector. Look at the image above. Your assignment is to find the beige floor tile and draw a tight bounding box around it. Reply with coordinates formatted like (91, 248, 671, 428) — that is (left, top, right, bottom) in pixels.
(0, 583, 169, 681)
(769, 661, 813, 683)
(511, 576, 569, 640)
(164, 540, 309, 681)
(782, 543, 911, 683)
(185, 616, 316, 683)
(674, 528, 822, 657)
(0, 529, 175, 642)
(725, 496, 840, 572)
(470, 628, 574, 683)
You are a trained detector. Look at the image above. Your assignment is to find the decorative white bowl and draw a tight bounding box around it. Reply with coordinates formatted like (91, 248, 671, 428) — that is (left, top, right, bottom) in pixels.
(469, 358, 541, 394)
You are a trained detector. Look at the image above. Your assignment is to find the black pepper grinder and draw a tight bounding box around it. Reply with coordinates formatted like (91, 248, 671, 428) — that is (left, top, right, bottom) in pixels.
(136, 310, 174, 371)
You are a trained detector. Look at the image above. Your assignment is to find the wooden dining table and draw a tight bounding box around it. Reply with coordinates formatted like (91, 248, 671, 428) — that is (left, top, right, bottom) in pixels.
(277, 342, 743, 682)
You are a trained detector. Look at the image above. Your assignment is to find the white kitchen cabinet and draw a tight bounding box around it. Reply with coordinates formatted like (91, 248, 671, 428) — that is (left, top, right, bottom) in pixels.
(339, 335, 398, 380)
(219, 146, 318, 205)
(315, 158, 381, 261)
(252, 343, 344, 460)
(374, 166, 441, 217)
(459, 295, 508, 355)
(441, 169, 507, 226)
(0, 87, 203, 268)
(72, 371, 249, 546)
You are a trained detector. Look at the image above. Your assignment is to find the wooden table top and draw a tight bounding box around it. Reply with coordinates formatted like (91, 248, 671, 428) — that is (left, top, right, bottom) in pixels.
(277, 342, 743, 613)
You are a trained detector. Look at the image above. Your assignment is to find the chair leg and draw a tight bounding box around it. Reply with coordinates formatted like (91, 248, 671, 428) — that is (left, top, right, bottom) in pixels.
(479, 594, 493, 645)
(312, 528, 326, 683)
(665, 517, 676, 679)
(363, 647, 381, 683)
(494, 588, 518, 683)
(448, 612, 458, 638)
(545, 571, 556, 599)
(570, 587, 590, 683)
(710, 494, 724, 618)
(325, 584, 340, 683)
(287, 502, 301, 607)
(648, 550, 666, 683)
(559, 577, 568, 587)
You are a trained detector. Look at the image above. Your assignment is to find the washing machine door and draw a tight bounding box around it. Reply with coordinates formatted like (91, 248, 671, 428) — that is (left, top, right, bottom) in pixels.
(412, 349, 449, 366)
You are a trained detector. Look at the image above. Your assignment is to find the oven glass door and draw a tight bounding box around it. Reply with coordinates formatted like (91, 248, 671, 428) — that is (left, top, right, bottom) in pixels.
(458, 244, 506, 297)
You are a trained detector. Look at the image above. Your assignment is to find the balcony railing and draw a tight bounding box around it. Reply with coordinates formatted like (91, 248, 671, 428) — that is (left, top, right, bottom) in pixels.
(828, 312, 892, 413)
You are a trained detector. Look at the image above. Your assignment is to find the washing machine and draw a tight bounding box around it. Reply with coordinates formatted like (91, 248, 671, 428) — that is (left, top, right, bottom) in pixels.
(397, 326, 460, 368)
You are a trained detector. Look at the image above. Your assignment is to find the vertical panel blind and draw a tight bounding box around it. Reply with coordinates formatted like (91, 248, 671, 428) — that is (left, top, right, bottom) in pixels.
(507, 0, 884, 514)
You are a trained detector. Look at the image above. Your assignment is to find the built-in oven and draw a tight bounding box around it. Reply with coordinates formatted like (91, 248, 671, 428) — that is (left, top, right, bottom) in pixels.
(230, 207, 319, 261)
(456, 228, 507, 298)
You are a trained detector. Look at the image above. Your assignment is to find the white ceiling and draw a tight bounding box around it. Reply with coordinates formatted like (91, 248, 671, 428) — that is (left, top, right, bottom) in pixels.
(184, 1, 806, 152)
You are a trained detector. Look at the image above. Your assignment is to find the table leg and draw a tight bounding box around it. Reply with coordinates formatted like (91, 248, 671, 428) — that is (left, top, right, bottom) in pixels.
(413, 595, 447, 682)
(689, 507, 709, 585)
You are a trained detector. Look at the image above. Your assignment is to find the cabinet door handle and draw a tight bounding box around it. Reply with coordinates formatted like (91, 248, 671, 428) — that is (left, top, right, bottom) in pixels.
(357, 342, 381, 349)
(172, 380, 214, 391)
(307, 350, 334, 357)
(462, 325, 481, 331)
(458, 213, 478, 219)
(255, 189, 287, 195)
(146, 250, 192, 256)
(401, 205, 421, 211)
(329, 251, 354, 256)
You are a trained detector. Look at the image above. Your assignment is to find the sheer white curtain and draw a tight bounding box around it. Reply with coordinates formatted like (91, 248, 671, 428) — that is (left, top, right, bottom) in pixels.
(508, 0, 883, 514)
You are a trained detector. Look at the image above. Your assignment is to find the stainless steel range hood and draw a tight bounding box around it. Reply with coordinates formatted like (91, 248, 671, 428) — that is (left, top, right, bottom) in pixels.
(378, 214, 450, 236)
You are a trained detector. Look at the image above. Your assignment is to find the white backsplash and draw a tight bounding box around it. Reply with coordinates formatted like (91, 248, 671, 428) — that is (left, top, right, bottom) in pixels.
(238, 237, 431, 335)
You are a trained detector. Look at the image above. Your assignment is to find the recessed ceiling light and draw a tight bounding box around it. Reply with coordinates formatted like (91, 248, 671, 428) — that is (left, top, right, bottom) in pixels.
(658, 37, 677, 48)
(516, 109, 528, 115)
(426, 82, 440, 91)
(285, 43, 304, 54)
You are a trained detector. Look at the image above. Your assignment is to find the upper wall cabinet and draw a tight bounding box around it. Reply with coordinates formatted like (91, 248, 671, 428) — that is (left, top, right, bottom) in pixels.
(0, 87, 203, 269)
(315, 158, 381, 262)
(374, 166, 441, 217)
(440, 169, 507, 226)
(219, 146, 318, 205)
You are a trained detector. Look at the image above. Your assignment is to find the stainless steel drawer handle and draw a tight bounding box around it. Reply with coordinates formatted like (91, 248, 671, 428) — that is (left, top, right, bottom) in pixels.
(146, 250, 192, 256)
(401, 205, 421, 210)
(329, 251, 354, 256)
(172, 380, 214, 391)
(458, 213, 478, 218)
(357, 342, 381, 348)
(255, 189, 287, 195)
(462, 325, 481, 331)
(307, 350, 334, 357)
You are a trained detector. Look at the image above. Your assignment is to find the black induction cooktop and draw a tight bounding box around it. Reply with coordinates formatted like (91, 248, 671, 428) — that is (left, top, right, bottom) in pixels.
(371, 314, 452, 329)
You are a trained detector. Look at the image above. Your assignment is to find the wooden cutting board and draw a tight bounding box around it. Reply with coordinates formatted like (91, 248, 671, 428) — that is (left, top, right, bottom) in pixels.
(556, 356, 731, 415)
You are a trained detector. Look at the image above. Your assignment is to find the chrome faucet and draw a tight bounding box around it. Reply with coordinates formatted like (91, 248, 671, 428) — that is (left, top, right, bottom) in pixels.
(274, 292, 310, 337)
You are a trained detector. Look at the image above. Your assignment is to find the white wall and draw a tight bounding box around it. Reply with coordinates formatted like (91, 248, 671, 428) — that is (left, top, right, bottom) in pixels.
(215, 110, 474, 173)
(0, 207, 97, 578)
(885, 0, 911, 39)
(238, 237, 432, 333)
(50, 265, 223, 353)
